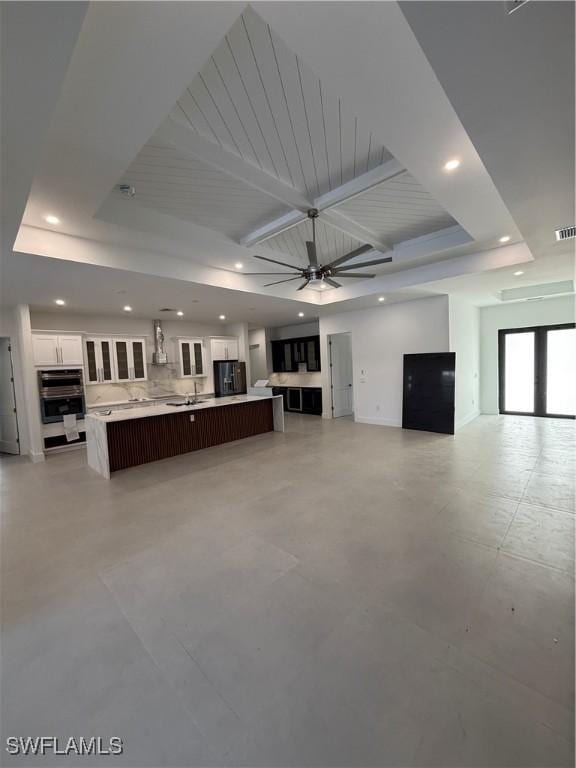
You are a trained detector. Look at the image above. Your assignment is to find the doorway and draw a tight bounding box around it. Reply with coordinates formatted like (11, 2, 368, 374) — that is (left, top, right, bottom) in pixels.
(0, 338, 20, 454)
(329, 332, 353, 417)
(498, 323, 575, 418)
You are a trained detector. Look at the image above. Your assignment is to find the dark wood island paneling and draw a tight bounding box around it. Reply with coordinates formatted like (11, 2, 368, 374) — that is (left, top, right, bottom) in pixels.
(106, 399, 274, 472)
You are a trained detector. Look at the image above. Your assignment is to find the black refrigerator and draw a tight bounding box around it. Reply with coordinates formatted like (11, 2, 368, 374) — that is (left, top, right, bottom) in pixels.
(402, 352, 455, 434)
(213, 361, 247, 397)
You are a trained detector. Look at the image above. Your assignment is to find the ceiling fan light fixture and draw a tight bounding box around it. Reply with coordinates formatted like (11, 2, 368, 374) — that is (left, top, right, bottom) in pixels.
(305, 276, 332, 292)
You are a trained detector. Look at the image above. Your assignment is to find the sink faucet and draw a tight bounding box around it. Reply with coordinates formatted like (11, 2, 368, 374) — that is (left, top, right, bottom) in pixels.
(185, 382, 200, 405)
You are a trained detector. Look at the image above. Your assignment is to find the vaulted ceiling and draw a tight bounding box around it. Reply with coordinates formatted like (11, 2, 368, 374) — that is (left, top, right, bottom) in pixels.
(110, 6, 458, 272)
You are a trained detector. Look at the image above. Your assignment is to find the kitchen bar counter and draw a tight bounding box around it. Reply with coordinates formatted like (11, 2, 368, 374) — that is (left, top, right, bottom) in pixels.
(86, 395, 284, 478)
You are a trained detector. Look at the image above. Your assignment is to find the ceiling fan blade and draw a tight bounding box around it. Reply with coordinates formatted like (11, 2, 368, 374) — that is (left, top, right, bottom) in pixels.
(263, 276, 303, 287)
(336, 256, 393, 271)
(331, 272, 376, 278)
(306, 240, 318, 267)
(323, 277, 341, 288)
(324, 244, 373, 269)
(297, 279, 310, 291)
(242, 272, 301, 275)
(254, 254, 304, 271)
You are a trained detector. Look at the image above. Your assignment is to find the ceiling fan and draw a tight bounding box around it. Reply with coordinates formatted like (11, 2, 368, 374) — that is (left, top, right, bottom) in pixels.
(244, 209, 392, 290)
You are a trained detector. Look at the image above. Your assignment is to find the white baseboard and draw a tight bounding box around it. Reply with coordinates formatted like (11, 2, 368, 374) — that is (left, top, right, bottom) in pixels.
(354, 415, 401, 428)
(455, 409, 480, 431)
(28, 450, 45, 463)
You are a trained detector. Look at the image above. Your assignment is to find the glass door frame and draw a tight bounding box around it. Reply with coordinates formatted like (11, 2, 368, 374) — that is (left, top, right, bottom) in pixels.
(498, 323, 575, 419)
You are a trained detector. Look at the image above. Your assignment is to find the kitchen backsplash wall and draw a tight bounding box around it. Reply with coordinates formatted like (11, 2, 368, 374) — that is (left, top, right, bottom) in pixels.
(86, 362, 212, 406)
(267, 372, 322, 387)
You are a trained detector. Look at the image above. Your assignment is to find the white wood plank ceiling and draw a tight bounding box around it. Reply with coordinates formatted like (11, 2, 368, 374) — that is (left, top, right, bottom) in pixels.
(170, 5, 392, 198)
(116, 6, 459, 272)
(334, 171, 457, 245)
(119, 143, 289, 239)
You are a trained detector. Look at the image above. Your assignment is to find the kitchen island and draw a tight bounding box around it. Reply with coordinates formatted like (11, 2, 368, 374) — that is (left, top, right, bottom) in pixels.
(86, 394, 284, 478)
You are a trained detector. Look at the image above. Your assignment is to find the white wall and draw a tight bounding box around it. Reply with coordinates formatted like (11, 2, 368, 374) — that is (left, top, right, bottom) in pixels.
(269, 321, 319, 340)
(449, 297, 480, 430)
(319, 296, 450, 425)
(248, 328, 270, 384)
(480, 295, 575, 414)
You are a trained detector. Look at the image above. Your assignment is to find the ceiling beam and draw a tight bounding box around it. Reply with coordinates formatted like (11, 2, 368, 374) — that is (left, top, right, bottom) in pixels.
(240, 209, 307, 247)
(155, 118, 313, 213)
(314, 158, 404, 211)
(240, 159, 404, 249)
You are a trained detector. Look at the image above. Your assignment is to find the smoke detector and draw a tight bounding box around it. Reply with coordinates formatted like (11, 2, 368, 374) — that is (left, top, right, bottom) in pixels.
(555, 225, 576, 242)
(118, 184, 135, 197)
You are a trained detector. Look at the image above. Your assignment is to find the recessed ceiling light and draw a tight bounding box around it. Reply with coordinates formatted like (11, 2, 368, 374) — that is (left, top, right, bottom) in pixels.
(123, 305, 132, 312)
(177, 310, 184, 317)
(499, 235, 511, 243)
(378, 296, 386, 302)
(443, 159, 460, 172)
(54, 298, 65, 306)
(513, 270, 524, 276)
(235, 262, 244, 269)
(219, 314, 226, 320)
(45, 214, 60, 225)
(298, 312, 305, 317)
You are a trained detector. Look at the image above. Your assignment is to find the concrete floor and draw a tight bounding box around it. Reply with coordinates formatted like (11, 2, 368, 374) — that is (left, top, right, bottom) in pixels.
(1, 414, 574, 766)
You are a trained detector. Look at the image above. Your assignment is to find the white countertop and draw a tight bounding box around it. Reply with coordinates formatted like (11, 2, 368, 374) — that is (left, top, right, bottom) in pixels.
(86, 394, 281, 423)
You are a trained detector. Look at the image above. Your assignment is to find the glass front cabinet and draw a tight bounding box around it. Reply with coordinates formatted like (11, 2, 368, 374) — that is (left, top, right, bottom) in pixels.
(84, 337, 147, 384)
(84, 338, 114, 384)
(178, 338, 206, 378)
(113, 339, 147, 382)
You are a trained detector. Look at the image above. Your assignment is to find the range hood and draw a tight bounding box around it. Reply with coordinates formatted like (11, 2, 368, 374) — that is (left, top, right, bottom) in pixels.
(151, 319, 168, 365)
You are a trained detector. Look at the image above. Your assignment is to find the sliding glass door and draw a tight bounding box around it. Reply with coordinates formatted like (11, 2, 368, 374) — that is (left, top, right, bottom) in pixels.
(499, 323, 575, 418)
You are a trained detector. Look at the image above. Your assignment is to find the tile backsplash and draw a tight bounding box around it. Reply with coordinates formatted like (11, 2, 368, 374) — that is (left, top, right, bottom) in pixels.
(267, 372, 322, 387)
(86, 363, 212, 405)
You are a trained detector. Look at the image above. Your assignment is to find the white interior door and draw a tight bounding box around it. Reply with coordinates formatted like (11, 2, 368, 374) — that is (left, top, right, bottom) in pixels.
(330, 333, 353, 417)
(0, 339, 19, 454)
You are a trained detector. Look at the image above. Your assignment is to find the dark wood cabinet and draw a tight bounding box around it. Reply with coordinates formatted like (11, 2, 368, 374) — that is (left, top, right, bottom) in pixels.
(271, 336, 321, 373)
(273, 386, 322, 415)
(302, 388, 323, 415)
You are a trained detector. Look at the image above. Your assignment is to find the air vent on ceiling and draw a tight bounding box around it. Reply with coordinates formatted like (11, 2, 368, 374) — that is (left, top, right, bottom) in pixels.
(555, 225, 576, 242)
(499, 280, 574, 303)
(159, 307, 177, 312)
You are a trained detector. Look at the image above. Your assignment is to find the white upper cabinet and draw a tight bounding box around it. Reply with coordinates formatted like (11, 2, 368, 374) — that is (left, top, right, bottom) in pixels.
(178, 338, 206, 378)
(58, 336, 84, 365)
(210, 337, 239, 361)
(113, 338, 147, 382)
(84, 338, 114, 384)
(32, 334, 83, 367)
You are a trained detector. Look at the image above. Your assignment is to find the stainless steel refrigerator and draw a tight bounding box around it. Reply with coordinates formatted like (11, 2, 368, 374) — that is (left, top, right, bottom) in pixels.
(213, 361, 247, 397)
